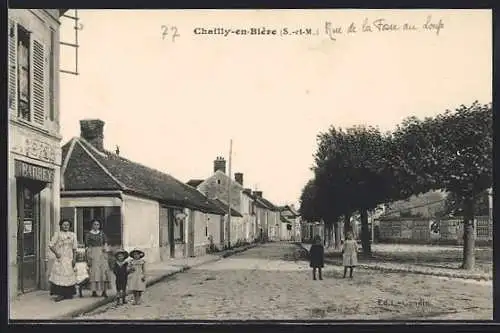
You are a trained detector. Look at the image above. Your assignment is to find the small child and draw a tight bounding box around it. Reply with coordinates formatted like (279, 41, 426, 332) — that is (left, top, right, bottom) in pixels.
(342, 232, 358, 278)
(74, 246, 90, 297)
(309, 235, 324, 280)
(111, 249, 131, 305)
(128, 248, 147, 305)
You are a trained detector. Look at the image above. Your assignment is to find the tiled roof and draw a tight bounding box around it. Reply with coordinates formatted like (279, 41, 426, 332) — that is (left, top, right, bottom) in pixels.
(187, 179, 204, 188)
(279, 205, 301, 217)
(61, 137, 226, 215)
(258, 196, 278, 211)
(280, 215, 293, 224)
(211, 198, 243, 217)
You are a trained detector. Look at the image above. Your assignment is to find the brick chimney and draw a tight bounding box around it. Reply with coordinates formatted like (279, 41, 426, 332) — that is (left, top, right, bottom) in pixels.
(80, 119, 105, 151)
(213, 156, 226, 173)
(253, 191, 263, 198)
(234, 172, 243, 186)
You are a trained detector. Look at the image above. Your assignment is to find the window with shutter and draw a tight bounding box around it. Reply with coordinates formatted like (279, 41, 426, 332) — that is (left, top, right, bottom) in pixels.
(18, 25, 31, 121)
(31, 38, 46, 126)
(8, 19, 18, 115)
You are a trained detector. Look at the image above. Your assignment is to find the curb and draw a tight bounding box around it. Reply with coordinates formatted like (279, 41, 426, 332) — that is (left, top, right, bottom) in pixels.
(63, 243, 258, 319)
(296, 243, 492, 282)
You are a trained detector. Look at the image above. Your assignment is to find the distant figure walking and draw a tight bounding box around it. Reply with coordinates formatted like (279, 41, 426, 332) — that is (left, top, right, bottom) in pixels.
(309, 235, 324, 280)
(342, 232, 358, 278)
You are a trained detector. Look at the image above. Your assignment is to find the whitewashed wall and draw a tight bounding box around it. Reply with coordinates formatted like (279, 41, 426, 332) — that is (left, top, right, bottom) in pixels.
(122, 194, 160, 263)
(207, 213, 223, 248)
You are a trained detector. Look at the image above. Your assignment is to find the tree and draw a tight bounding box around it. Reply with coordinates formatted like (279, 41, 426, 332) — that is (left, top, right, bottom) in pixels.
(431, 102, 492, 269)
(444, 189, 490, 217)
(299, 179, 322, 223)
(313, 127, 358, 247)
(390, 102, 492, 269)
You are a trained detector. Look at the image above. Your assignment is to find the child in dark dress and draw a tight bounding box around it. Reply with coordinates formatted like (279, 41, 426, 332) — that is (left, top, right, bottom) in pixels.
(111, 249, 131, 305)
(309, 235, 325, 280)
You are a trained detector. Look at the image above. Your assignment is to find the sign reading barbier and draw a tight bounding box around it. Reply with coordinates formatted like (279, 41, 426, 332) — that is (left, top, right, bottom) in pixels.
(15, 160, 54, 183)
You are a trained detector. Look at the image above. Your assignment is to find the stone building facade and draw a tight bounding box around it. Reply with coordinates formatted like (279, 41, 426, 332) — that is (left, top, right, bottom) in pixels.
(8, 9, 66, 300)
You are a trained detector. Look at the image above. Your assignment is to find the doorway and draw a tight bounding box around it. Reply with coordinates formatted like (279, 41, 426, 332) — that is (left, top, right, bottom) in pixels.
(16, 181, 42, 293)
(168, 209, 175, 258)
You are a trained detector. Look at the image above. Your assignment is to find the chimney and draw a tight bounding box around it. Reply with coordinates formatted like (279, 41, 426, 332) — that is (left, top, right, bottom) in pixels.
(253, 191, 263, 198)
(213, 156, 226, 173)
(80, 119, 105, 151)
(234, 172, 243, 186)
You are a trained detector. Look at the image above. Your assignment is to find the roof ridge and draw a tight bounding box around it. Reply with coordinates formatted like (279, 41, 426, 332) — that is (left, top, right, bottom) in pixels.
(61, 137, 78, 190)
(75, 139, 128, 190)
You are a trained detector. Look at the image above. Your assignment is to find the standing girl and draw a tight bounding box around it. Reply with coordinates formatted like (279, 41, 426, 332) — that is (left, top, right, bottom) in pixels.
(48, 219, 78, 302)
(342, 232, 358, 278)
(84, 219, 111, 298)
(309, 235, 324, 280)
(128, 249, 147, 305)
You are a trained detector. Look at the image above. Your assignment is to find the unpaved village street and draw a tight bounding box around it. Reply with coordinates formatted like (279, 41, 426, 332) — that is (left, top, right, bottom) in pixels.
(80, 243, 493, 320)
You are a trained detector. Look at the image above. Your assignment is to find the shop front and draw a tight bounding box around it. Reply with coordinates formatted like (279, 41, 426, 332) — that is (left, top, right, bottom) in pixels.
(14, 160, 55, 293)
(9, 126, 61, 300)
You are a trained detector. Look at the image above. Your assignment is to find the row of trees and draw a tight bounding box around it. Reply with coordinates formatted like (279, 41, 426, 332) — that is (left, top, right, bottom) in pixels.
(299, 102, 492, 269)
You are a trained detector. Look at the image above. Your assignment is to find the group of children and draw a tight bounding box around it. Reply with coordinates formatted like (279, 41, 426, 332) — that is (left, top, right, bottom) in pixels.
(74, 247, 147, 305)
(309, 232, 358, 280)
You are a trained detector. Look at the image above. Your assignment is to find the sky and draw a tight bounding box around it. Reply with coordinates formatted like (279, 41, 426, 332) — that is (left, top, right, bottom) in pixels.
(59, 9, 492, 207)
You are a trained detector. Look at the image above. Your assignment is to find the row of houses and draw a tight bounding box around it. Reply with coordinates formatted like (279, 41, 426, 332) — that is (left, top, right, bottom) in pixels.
(61, 121, 302, 264)
(7, 7, 302, 301)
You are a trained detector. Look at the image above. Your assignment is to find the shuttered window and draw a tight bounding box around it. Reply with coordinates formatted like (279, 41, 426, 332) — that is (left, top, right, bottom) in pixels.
(31, 38, 46, 125)
(8, 19, 18, 114)
(8, 19, 47, 127)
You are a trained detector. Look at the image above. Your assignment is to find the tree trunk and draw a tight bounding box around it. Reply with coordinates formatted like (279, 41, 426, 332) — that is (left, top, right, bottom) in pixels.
(333, 220, 341, 249)
(461, 196, 476, 270)
(344, 213, 352, 238)
(327, 223, 334, 248)
(360, 208, 371, 255)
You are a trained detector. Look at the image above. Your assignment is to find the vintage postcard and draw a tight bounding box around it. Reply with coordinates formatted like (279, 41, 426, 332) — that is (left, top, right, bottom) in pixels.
(7, 8, 492, 322)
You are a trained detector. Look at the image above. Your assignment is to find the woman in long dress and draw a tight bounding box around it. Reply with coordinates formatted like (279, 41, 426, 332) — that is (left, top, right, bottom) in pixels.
(48, 219, 78, 302)
(84, 219, 111, 297)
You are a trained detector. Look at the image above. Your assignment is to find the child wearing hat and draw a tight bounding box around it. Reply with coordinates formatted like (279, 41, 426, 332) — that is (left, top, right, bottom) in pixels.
(128, 248, 147, 305)
(111, 249, 131, 305)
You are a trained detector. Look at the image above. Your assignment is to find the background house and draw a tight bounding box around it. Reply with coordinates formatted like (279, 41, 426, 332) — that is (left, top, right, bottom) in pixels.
(60, 119, 226, 263)
(279, 204, 301, 241)
(8, 9, 66, 299)
(188, 158, 258, 246)
(241, 188, 257, 242)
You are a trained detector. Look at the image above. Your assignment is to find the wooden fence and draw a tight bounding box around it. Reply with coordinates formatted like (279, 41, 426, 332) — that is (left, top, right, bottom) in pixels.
(377, 216, 492, 245)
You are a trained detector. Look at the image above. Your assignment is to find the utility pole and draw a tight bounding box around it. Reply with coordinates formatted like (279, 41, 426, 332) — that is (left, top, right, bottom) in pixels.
(227, 139, 233, 249)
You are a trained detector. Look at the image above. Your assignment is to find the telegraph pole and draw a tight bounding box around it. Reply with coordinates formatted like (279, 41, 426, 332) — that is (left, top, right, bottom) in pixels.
(227, 139, 233, 249)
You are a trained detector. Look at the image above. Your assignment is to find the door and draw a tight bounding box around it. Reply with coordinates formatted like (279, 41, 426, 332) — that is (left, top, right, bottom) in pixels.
(159, 207, 169, 260)
(168, 209, 175, 258)
(17, 182, 40, 293)
(220, 216, 225, 247)
(188, 212, 195, 257)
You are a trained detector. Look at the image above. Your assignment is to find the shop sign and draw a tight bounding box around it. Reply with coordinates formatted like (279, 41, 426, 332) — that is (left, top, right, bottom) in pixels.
(10, 130, 58, 164)
(15, 160, 54, 183)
